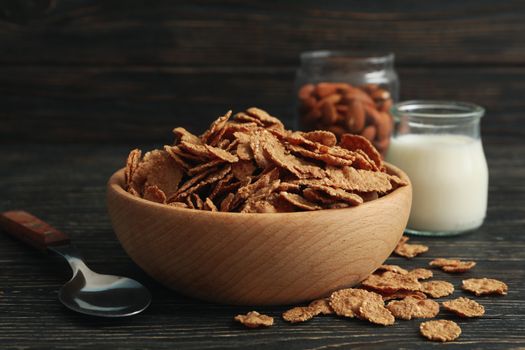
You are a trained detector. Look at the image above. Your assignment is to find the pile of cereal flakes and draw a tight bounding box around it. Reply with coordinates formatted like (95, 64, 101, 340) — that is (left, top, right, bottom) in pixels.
(235, 235, 508, 343)
(123, 107, 407, 212)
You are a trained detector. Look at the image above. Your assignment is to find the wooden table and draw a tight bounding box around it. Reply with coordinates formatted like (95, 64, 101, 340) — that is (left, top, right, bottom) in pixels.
(1, 1, 525, 348)
(1, 141, 524, 349)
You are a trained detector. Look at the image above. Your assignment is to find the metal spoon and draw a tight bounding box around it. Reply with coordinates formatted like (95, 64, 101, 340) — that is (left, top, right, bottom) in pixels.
(0, 210, 151, 317)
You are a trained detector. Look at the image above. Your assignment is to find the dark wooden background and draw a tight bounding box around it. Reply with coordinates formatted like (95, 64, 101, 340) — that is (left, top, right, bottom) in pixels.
(1, 1, 524, 349)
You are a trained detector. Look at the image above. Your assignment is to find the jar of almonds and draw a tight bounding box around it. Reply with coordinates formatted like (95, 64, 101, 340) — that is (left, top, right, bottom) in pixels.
(295, 51, 399, 155)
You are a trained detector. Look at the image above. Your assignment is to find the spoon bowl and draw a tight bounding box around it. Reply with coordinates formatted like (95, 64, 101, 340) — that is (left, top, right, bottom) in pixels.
(52, 245, 151, 317)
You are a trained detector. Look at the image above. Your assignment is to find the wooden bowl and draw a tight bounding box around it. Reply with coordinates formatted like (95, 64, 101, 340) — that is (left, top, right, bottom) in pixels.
(106, 163, 411, 305)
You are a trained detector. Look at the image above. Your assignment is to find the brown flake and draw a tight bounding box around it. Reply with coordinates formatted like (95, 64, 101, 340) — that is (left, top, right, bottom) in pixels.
(462, 278, 508, 296)
(201, 110, 232, 144)
(361, 271, 422, 293)
(420, 320, 461, 342)
(442, 297, 485, 317)
(340, 134, 384, 170)
(173, 127, 202, 145)
(203, 197, 218, 211)
(232, 160, 256, 181)
(234, 311, 274, 328)
(306, 184, 363, 205)
(143, 185, 167, 204)
(168, 201, 189, 209)
(329, 288, 384, 318)
(420, 281, 454, 298)
(375, 265, 409, 275)
(131, 150, 183, 198)
(187, 159, 224, 176)
(245, 107, 285, 130)
(394, 242, 429, 259)
(408, 268, 433, 280)
(358, 300, 395, 326)
(300, 130, 337, 146)
(204, 144, 239, 163)
(381, 291, 427, 302)
(125, 149, 142, 188)
(308, 298, 334, 315)
(386, 297, 440, 320)
(429, 258, 476, 273)
(279, 192, 322, 211)
(282, 306, 315, 323)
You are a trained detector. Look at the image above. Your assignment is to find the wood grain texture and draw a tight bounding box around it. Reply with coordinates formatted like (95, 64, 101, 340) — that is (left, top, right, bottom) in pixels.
(106, 166, 411, 305)
(0, 143, 524, 349)
(1, 66, 524, 143)
(1, 0, 524, 65)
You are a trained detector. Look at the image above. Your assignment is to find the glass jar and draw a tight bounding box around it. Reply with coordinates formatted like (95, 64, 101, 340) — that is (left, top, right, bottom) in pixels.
(386, 101, 488, 236)
(295, 51, 399, 155)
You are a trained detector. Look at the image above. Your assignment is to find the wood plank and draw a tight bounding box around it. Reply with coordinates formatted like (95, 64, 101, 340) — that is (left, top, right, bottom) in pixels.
(0, 143, 524, 349)
(0, 66, 524, 143)
(1, 0, 524, 65)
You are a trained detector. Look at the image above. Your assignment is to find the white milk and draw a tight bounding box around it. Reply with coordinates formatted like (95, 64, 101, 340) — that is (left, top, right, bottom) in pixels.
(387, 134, 488, 233)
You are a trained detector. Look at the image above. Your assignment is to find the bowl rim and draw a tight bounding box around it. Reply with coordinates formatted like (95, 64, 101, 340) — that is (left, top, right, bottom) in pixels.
(107, 162, 411, 218)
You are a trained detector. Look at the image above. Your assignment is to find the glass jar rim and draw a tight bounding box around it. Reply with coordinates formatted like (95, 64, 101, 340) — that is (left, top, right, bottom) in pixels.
(391, 100, 485, 121)
(300, 50, 394, 64)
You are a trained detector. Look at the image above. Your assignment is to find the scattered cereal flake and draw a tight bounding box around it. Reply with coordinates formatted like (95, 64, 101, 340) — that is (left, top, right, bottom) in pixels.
(420, 320, 461, 342)
(361, 271, 422, 293)
(279, 192, 322, 211)
(420, 281, 454, 298)
(382, 291, 427, 302)
(282, 306, 315, 323)
(429, 258, 476, 273)
(308, 298, 334, 315)
(394, 242, 429, 259)
(442, 297, 485, 317)
(375, 265, 409, 275)
(386, 297, 440, 320)
(234, 311, 274, 328)
(329, 288, 384, 318)
(143, 185, 167, 204)
(398, 235, 409, 245)
(359, 300, 395, 326)
(408, 268, 433, 280)
(462, 278, 508, 296)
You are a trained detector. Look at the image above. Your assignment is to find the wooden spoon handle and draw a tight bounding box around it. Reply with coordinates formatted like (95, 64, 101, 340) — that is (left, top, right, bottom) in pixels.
(0, 210, 70, 250)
